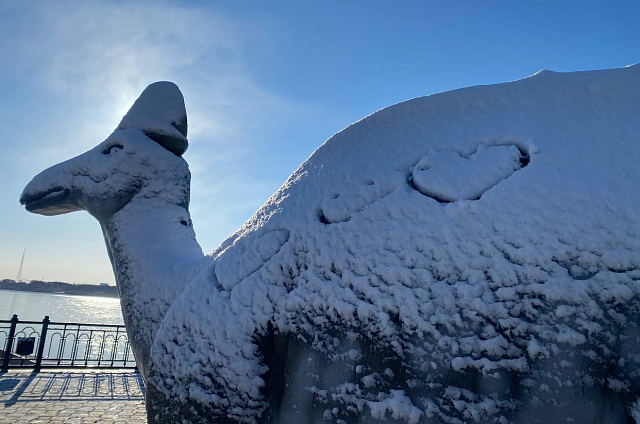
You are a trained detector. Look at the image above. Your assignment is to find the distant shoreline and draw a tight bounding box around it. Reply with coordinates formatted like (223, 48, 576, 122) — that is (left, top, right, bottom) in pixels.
(0, 279, 119, 299)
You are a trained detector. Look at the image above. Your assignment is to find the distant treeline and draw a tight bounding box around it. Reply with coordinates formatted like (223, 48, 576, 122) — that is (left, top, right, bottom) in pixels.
(0, 279, 119, 298)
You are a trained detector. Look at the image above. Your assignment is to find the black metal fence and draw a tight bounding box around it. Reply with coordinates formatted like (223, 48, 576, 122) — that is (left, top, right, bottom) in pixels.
(0, 314, 136, 371)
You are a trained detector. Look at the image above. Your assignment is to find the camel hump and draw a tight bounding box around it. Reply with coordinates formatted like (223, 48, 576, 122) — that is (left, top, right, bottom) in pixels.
(118, 81, 189, 156)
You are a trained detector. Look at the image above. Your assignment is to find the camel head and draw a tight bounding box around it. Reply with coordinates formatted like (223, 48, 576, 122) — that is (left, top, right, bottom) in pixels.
(20, 81, 191, 223)
(19, 82, 205, 384)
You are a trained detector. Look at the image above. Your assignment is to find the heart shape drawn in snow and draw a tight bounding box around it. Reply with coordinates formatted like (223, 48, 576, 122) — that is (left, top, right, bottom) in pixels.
(410, 144, 529, 202)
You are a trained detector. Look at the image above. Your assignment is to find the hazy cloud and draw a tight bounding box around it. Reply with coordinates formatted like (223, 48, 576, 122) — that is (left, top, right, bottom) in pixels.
(0, 0, 322, 282)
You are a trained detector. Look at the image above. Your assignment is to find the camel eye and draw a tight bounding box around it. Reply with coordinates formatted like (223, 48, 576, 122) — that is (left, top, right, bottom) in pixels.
(102, 143, 124, 155)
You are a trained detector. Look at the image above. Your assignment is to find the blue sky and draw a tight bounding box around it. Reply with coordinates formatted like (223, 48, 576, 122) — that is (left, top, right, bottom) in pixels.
(0, 0, 638, 284)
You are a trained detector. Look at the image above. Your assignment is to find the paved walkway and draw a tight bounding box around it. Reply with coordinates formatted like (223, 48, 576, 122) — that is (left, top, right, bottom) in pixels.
(0, 369, 146, 423)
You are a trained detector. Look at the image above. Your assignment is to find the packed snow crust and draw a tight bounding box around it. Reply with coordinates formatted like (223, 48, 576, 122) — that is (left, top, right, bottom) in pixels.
(410, 144, 527, 202)
(118, 81, 189, 156)
(148, 66, 640, 423)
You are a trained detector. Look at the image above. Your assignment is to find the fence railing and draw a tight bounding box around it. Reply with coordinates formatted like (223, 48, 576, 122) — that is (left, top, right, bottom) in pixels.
(0, 314, 136, 371)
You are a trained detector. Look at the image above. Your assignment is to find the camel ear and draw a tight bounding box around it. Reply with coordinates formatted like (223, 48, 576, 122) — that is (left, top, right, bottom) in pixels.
(117, 81, 189, 156)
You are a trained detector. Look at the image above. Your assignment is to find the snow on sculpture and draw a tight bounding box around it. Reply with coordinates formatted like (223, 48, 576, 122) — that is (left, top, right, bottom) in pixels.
(19, 82, 209, 382)
(20, 66, 640, 424)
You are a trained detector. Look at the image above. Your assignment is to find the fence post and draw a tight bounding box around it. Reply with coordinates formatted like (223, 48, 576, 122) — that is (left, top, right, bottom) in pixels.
(1, 314, 19, 372)
(34, 316, 50, 371)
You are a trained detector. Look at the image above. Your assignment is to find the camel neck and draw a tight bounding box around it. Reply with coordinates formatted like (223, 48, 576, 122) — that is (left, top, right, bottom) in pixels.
(101, 196, 209, 380)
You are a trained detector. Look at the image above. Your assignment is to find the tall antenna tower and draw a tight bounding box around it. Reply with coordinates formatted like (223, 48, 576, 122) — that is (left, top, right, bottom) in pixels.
(16, 248, 26, 282)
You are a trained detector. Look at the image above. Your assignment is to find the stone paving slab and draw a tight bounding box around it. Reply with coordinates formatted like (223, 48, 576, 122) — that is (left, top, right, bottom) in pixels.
(0, 369, 146, 423)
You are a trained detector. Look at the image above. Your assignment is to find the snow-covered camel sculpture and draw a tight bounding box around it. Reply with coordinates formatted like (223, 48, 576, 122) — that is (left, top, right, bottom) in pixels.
(21, 66, 640, 424)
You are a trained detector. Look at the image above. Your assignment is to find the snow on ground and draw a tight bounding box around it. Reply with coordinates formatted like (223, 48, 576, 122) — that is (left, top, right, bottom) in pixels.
(151, 66, 640, 423)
